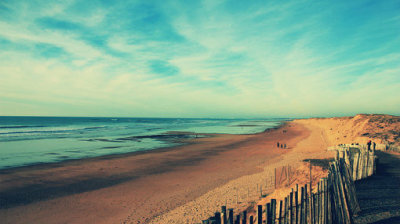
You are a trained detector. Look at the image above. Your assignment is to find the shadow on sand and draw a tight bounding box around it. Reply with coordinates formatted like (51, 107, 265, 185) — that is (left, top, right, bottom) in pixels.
(354, 151, 400, 224)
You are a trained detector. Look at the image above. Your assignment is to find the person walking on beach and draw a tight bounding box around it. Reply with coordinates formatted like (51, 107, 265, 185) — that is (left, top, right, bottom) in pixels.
(367, 140, 372, 151)
(284, 144, 286, 149)
(373, 142, 376, 151)
(277, 142, 280, 148)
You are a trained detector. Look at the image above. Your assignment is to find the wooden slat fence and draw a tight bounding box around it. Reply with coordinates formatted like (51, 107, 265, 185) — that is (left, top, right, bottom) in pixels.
(335, 145, 377, 180)
(202, 157, 364, 224)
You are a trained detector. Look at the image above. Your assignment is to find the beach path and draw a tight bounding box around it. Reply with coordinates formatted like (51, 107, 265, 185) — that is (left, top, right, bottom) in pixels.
(354, 151, 400, 224)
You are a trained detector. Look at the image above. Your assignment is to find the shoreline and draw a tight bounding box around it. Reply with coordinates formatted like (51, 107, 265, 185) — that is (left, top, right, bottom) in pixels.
(0, 122, 288, 173)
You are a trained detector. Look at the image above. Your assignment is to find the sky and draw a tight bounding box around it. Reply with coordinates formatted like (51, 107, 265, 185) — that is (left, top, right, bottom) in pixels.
(0, 0, 399, 118)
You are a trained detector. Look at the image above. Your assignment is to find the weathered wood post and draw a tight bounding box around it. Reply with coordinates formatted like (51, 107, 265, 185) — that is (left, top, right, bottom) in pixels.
(235, 214, 240, 224)
(258, 205, 263, 224)
(284, 197, 288, 224)
(243, 211, 247, 224)
(309, 161, 313, 224)
(352, 152, 360, 181)
(221, 213, 226, 224)
(279, 200, 283, 224)
(311, 194, 315, 224)
(337, 162, 352, 224)
(215, 212, 221, 224)
(222, 206, 227, 224)
(321, 180, 324, 224)
(304, 184, 308, 224)
(250, 216, 254, 224)
(327, 178, 331, 224)
(228, 209, 234, 224)
(300, 187, 304, 224)
(272, 199, 277, 224)
(267, 203, 272, 224)
(290, 191, 294, 224)
(317, 182, 320, 224)
(294, 184, 299, 224)
(324, 178, 328, 224)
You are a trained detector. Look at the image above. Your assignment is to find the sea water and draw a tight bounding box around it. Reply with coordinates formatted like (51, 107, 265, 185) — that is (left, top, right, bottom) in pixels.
(0, 116, 288, 169)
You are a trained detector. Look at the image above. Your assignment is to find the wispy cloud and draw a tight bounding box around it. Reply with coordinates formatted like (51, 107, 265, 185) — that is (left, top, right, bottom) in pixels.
(0, 0, 399, 118)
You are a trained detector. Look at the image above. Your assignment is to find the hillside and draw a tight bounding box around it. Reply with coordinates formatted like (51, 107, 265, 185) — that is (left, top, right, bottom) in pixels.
(296, 114, 400, 146)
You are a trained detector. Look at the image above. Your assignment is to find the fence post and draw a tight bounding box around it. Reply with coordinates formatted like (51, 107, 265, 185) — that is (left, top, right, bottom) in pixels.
(312, 193, 316, 224)
(304, 184, 308, 224)
(258, 205, 262, 224)
(290, 191, 294, 224)
(324, 178, 328, 224)
(236, 214, 240, 224)
(228, 209, 234, 224)
(294, 184, 299, 224)
(267, 203, 271, 224)
(215, 212, 221, 224)
(320, 180, 324, 224)
(284, 197, 288, 224)
(272, 199, 277, 224)
(330, 163, 343, 223)
(337, 162, 352, 223)
(317, 182, 320, 224)
(327, 178, 331, 224)
(222, 206, 227, 224)
(352, 152, 360, 181)
(279, 200, 283, 224)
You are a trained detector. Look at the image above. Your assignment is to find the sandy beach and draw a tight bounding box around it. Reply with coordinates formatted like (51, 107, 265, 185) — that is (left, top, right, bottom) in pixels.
(0, 121, 303, 223)
(1, 114, 398, 223)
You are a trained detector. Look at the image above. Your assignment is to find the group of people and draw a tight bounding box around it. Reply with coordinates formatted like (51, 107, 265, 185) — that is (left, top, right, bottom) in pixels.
(277, 142, 287, 149)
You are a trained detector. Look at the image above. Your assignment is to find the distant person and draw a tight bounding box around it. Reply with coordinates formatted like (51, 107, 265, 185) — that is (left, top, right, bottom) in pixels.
(367, 140, 372, 151)
(373, 142, 376, 151)
(284, 144, 286, 149)
(281, 144, 283, 149)
(277, 142, 280, 148)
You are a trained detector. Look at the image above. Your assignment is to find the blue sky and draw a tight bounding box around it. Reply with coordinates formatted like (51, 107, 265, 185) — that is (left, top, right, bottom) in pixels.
(0, 0, 399, 118)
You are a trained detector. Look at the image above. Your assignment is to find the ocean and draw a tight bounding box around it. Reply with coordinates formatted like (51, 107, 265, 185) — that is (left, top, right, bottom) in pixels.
(0, 116, 288, 169)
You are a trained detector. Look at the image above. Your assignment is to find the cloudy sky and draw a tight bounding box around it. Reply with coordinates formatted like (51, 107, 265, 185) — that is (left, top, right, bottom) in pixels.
(1, 0, 399, 118)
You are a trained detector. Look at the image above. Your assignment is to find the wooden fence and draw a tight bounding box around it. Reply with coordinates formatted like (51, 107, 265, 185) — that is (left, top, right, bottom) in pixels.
(335, 145, 376, 181)
(201, 143, 380, 224)
(202, 158, 359, 224)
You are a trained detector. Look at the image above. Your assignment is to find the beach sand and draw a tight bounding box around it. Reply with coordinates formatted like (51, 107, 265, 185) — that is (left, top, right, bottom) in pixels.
(1, 114, 396, 223)
(0, 122, 305, 224)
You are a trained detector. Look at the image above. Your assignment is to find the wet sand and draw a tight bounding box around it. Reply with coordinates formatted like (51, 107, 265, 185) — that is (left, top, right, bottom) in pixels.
(0, 122, 308, 224)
